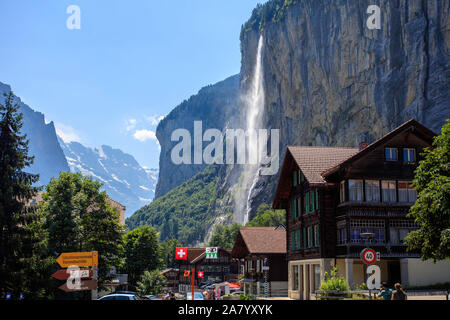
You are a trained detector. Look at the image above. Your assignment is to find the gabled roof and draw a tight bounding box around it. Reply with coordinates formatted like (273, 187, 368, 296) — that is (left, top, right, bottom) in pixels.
(288, 146, 359, 184)
(321, 119, 436, 177)
(235, 227, 286, 255)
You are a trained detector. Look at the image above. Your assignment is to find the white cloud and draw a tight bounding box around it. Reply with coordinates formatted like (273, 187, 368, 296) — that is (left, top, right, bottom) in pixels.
(146, 115, 165, 126)
(125, 118, 137, 131)
(55, 123, 82, 143)
(133, 129, 157, 142)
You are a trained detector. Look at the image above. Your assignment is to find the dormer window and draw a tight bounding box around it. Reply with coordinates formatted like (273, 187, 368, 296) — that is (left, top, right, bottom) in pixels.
(403, 148, 416, 163)
(385, 148, 398, 161)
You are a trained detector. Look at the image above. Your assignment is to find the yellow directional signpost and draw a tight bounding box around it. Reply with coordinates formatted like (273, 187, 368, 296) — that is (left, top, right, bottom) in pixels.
(55, 251, 99, 300)
(56, 251, 98, 268)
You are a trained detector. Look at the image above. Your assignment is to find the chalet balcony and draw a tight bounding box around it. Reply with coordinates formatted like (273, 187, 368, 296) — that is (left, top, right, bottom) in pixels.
(335, 241, 420, 258)
(336, 202, 411, 218)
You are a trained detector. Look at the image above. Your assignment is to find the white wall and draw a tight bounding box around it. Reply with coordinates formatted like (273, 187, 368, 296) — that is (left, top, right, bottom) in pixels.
(407, 259, 450, 287)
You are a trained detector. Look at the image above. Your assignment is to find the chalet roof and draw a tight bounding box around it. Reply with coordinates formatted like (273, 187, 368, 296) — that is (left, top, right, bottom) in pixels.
(238, 227, 286, 254)
(321, 119, 437, 177)
(186, 248, 207, 263)
(287, 146, 359, 184)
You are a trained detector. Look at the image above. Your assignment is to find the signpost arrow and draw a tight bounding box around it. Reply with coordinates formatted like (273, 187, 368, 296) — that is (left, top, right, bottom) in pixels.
(51, 268, 93, 281)
(56, 251, 98, 268)
(58, 280, 98, 293)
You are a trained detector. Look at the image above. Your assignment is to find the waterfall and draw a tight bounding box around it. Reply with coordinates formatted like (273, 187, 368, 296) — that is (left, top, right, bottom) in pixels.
(237, 35, 265, 225)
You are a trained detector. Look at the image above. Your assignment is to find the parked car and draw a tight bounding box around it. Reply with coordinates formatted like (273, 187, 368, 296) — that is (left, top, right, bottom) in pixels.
(185, 292, 204, 300)
(98, 293, 144, 300)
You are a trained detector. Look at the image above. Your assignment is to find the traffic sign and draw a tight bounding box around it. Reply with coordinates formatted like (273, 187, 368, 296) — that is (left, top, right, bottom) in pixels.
(51, 268, 93, 281)
(360, 248, 377, 264)
(206, 247, 218, 259)
(56, 251, 98, 268)
(58, 280, 98, 293)
(175, 247, 188, 260)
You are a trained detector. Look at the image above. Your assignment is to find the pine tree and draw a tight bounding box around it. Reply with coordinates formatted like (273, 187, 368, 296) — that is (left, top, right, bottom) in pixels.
(0, 91, 41, 299)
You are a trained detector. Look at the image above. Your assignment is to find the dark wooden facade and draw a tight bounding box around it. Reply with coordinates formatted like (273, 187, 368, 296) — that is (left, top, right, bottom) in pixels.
(273, 120, 436, 263)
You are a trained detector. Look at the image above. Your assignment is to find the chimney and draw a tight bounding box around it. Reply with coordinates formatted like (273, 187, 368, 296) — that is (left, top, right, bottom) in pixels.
(359, 142, 369, 150)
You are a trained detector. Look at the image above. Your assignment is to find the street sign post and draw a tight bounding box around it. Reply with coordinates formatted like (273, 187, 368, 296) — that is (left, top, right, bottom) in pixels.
(206, 247, 218, 259)
(51, 268, 93, 281)
(58, 280, 98, 293)
(360, 248, 377, 265)
(56, 251, 98, 268)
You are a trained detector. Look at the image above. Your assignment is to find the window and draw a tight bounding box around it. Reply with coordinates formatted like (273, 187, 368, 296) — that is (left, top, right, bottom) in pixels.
(340, 181, 346, 203)
(305, 192, 310, 214)
(292, 266, 299, 290)
(349, 220, 385, 243)
(310, 191, 315, 212)
(398, 181, 417, 203)
(291, 199, 297, 219)
(308, 226, 313, 248)
(403, 148, 416, 163)
(348, 180, 363, 202)
(365, 180, 380, 202)
(315, 190, 319, 210)
(385, 148, 398, 161)
(293, 171, 298, 187)
(382, 180, 397, 203)
(314, 225, 320, 247)
(337, 228, 347, 245)
(291, 232, 295, 251)
(390, 228, 410, 245)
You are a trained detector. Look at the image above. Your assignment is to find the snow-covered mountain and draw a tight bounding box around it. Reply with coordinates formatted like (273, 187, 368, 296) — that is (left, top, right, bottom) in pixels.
(58, 137, 158, 217)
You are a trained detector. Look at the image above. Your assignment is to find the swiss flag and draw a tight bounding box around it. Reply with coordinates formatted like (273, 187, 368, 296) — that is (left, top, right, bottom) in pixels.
(175, 247, 188, 260)
(198, 271, 204, 278)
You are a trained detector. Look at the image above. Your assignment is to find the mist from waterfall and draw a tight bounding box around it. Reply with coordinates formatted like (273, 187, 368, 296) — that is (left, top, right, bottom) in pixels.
(235, 35, 265, 225)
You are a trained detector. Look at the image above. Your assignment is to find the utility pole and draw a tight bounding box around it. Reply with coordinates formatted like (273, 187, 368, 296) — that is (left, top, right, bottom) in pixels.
(191, 267, 195, 300)
(91, 251, 98, 300)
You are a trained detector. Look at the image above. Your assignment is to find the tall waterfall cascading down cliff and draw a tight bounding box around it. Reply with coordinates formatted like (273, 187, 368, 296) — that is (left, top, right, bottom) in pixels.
(235, 35, 265, 225)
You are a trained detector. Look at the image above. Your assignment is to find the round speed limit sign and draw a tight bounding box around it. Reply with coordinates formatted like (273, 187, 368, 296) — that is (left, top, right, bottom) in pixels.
(360, 248, 377, 264)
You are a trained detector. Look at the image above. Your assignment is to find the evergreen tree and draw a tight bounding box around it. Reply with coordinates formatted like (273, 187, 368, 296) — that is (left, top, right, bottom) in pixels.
(0, 91, 41, 299)
(160, 238, 182, 269)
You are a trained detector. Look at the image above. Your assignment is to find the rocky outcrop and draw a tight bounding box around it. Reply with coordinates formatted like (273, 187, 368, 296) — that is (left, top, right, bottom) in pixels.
(239, 0, 450, 213)
(0, 82, 70, 185)
(154, 74, 242, 198)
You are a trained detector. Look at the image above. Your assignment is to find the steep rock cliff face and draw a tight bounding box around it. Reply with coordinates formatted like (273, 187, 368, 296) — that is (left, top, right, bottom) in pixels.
(0, 82, 70, 185)
(155, 75, 242, 198)
(239, 0, 450, 212)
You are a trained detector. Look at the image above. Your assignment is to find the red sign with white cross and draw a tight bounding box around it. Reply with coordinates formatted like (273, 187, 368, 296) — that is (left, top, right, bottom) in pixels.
(175, 247, 188, 260)
(198, 271, 204, 278)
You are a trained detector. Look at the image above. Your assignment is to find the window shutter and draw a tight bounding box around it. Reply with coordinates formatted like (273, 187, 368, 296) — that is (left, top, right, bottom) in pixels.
(305, 192, 309, 213)
(315, 189, 319, 210)
(291, 232, 295, 251)
(293, 171, 298, 187)
(292, 199, 297, 218)
(296, 229, 301, 249)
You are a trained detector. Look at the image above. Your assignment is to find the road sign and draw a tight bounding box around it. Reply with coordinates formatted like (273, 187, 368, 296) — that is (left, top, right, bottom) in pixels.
(56, 251, 98, 268)
(175, 247, 188, 260)
(198, 271, 204, 278)
(51, 268, 93, 281)
(360, 248, 377, 264)
(206, 247, 218, 259)
(58, 280, 98, 293)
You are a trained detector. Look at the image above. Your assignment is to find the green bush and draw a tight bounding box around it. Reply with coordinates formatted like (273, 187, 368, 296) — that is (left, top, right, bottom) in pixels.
(318, 267, 351, 299)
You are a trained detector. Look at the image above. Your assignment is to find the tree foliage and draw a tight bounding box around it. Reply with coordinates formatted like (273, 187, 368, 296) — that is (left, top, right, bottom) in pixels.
(0, 91, 45, 299)
(122, 226, 162, 288)
(136, 270, 167, 296)
(208, 223, 242, 249)
(40, 172, 125, 295)
(405, 120, 450, 261)
(126, 165, 220, 245)
(160, 238, 182, 269)
(246, 203, 286, 227)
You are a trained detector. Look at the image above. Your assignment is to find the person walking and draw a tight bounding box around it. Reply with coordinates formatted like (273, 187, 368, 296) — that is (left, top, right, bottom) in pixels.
(392, 283, 407, 300)
(377, 283, 393, 300)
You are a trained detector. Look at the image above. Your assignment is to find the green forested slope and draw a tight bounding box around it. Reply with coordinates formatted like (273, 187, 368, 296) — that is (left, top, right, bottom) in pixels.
(126, 165, 220, 245)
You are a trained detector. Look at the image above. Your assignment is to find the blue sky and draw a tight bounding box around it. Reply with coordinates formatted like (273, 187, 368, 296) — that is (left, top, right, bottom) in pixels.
(0, 0, 265, 169)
